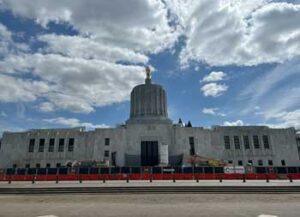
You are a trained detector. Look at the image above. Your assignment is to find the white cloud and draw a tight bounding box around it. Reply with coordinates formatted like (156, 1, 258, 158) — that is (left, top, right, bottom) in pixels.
(0, 22, 29, 57)
(201, 83, 228, 97)
(0, 74, 49, 102)
(0, 53, 145, 113)
(240, 59, 300, 117)
(166, 0, 300, 66)
(43, 117, 109, 129)
(38, 102, 55, 113)
(0, 0, 299, 118)
(202, 107, 226, 116)
(0, 22, 11, 56)
(202, 107, 217, 115)
(200, 71, 228, 98)
(0, 23, 11, 38)
(38, 34, 149, 64)
(0, 1, 180, 113)
(264, 109, 300, 130)
(223, 120, 244, 126)
(0, 0, 178, 53)
(241, 59, 300, 102)
(2, 0, 300, 69)
(201, 71, 226, 83)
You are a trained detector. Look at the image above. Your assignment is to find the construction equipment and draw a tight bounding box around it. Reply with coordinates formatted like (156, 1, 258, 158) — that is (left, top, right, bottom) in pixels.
(183, 154, 226, 167)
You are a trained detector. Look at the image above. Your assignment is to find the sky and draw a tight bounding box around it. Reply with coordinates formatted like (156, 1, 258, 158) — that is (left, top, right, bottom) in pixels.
(0, 0, 299, 135)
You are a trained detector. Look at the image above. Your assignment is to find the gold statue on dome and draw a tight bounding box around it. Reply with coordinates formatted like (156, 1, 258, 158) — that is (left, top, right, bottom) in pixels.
(145, 66, 151, 79)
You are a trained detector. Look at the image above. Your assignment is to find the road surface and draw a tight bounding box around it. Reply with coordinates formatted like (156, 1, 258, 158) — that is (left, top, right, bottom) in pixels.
(0, 194, 299, 217)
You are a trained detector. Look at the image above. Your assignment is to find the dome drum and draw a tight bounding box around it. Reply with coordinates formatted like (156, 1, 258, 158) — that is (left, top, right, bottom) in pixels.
(127, 67, 171, 124)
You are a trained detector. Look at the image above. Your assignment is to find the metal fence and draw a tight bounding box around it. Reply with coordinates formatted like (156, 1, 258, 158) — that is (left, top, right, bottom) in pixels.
(1, 166, 300, 176)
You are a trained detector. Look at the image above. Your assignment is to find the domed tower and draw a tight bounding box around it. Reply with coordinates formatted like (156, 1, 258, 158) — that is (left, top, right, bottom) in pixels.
(126, 67, 172, 124)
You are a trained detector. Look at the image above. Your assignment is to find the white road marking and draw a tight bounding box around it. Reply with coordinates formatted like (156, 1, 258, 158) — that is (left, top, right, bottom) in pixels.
(37, 215, 58, 217)
(258, 215, 278, 217)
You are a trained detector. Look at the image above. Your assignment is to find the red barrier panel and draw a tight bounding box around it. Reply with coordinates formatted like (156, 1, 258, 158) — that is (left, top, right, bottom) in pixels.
(1, 173, 300, 182)
(128, 174, 141, 180)
(35, 175, 49, 181)
(78, 175, 96, 181)
(267, 173, 278, 179)
(245, 173, 258, 180)
(194, 173, 217, 180)
(0, 175, 7, 181)
(42, 175, 57, 181)
(289, 174, 300, 180)
(57, 175, 78, 181)
(162, 174, 173, 180)
(220, 173, 244, 180)
(11, 175, 33, 181)
(174, 173, 194, 180)
(152, 174, 162, 180)
(141, 173, 151, 180)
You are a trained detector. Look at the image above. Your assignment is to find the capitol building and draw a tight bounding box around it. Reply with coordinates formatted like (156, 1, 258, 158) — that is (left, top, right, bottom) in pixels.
(0, 67, 299, 169)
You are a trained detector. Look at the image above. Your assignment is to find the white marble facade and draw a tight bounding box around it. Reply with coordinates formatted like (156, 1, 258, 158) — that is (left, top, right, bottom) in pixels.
(0, 71, 299, 168)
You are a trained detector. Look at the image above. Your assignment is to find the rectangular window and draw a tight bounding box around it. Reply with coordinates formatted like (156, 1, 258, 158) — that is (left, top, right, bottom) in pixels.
(243, 136, 250, 149)
(189, 137, 195, 155)
(25, 164, 30, 168)
(46, 163, 51, 168)
(111, 152, 117, 167)
(58, 138, 65, 152)
(48, 138, 55, 152)
(248, 160, 253, 165)
(238, 160, 243, 166)
(28, 139, 35, 152)
(12, 164, 17, 168)
(38, 138, 45, 152)
(68, 138, 75, 152)
(228, 160, 233, 164)
(104, 150, 110, 157)
(56, 163, 61, 168)
(224, 136, 230, 150)
(281, 160, 286, 166)
(234, 136, 240, 149)
(253, 135, 260, 149)
(298, 146, 300, 160)
(258, 160, 263, 166)
(268, 160, 273, 166)
(36, 163, 40, 168)
(105, 138, 110, 146)
(263, 135, 270, 149)
(0, 140, 2, 150)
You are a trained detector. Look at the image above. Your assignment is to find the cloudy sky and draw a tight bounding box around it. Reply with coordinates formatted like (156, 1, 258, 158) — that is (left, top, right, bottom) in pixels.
(0, 0, 299, 134)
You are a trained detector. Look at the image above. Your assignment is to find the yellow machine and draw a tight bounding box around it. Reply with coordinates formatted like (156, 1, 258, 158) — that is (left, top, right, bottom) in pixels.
(185, 154, 226, 166)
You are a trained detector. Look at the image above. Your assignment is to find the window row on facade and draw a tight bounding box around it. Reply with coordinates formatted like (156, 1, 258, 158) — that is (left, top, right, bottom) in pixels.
(227, 159, 286, 166)
(28, 138, 75, 153)
(12, 163, 64, 169)
(224, 135, 270, 150)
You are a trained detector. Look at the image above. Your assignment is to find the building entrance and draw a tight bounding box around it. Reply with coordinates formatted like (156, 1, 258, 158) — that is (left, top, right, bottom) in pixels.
(141, 141, 159, 166)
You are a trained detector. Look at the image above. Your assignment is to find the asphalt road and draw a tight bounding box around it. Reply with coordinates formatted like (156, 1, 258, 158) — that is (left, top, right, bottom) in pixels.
(0, 194, 299, 217)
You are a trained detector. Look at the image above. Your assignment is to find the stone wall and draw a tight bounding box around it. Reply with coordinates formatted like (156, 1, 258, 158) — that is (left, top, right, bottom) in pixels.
(0, 125, 299, 168)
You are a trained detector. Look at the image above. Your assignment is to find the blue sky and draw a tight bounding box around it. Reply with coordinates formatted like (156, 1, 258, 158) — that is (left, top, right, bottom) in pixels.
(0, 0, 299, 134)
